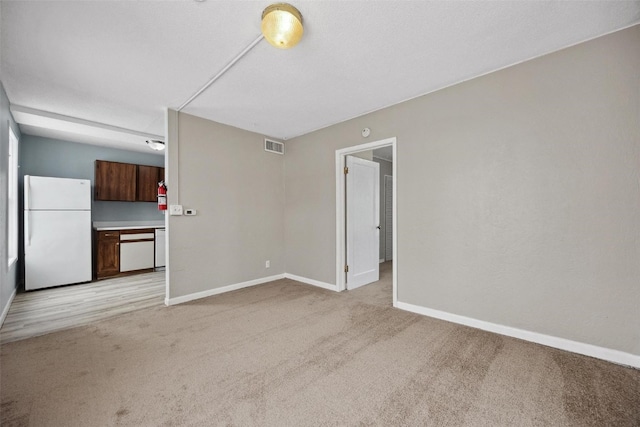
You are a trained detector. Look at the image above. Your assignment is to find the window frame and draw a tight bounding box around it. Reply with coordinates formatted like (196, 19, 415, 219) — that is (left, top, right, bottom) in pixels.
(7, 126, 18, 268)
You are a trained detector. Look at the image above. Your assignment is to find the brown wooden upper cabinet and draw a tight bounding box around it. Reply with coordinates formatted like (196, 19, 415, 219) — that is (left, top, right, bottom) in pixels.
(95, 160, 165, 202)
(136, 165, 163, 202)
(95, 160, 136, 201)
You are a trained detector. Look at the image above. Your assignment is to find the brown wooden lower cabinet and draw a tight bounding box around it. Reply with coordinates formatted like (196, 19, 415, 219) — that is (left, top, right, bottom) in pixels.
(95, 228, 158, 280)
(95, 230, 120, 279)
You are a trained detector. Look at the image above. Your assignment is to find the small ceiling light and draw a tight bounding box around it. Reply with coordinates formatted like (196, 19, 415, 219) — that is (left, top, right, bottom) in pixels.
(146, 139, 165, 151)
(261, 3, 303, 49)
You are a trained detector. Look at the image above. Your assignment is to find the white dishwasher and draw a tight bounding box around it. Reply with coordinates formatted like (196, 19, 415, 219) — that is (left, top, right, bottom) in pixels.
(155, 228, 166, 268)
(120, 230, 155, 272)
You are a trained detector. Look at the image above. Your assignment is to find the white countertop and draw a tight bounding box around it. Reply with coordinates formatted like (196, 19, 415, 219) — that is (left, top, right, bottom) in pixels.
(93, 220, 166, 231)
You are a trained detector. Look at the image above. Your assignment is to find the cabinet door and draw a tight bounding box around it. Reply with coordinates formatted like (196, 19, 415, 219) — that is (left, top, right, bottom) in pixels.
(95, 160, 136, 201)
(120, 241, 155, 271)
(96, 231, 120, 278)
(136, 165, 161, 202)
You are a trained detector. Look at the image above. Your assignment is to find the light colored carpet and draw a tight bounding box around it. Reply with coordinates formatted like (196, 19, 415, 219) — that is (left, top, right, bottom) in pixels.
(1, 262, 639, 426)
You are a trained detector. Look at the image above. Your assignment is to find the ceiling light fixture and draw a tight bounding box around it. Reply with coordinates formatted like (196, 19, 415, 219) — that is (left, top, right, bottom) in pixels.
(146, 139, 165, 151)
(261, 3, 304, 49)
(177, 3, 303, 112)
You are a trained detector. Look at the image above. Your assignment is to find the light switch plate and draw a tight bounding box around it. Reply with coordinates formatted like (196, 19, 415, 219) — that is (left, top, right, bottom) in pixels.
(169, 205, 183, 216)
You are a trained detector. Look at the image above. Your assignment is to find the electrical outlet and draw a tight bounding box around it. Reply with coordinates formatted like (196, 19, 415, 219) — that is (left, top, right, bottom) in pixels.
(265, 260, 270, 268)
(169, 205, 183, 216)
(185, 209, 197, 216)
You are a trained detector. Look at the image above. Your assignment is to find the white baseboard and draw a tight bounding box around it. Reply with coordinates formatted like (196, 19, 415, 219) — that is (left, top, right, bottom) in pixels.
(396, 301, 640, 369)
(0, 287, 17, 328)
(165, 274, 285, 306)
(284, 273, 338, 292)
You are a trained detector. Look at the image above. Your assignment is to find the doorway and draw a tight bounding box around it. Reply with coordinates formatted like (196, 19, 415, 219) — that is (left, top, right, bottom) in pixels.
(384, 174, 393, 262)
(335, 137, 397, 307)
(345, 155, 380, 289)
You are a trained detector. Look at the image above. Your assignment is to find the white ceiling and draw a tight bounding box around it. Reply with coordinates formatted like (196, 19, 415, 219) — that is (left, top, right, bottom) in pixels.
(2, 1, 639, 151)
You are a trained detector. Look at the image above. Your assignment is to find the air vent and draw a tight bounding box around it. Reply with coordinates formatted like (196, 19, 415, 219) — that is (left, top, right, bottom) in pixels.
(264, 138, 284, 155)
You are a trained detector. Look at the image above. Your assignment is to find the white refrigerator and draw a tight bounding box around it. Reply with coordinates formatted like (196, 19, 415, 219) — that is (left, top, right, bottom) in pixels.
(24, 176, 92, 291)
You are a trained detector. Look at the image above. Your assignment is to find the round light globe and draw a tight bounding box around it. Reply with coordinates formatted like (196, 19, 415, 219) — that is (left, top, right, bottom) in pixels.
(261, 3, 303, 49)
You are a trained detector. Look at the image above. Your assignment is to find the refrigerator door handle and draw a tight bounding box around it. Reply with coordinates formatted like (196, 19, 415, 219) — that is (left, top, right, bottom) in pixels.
(26, 210, 31, 246)
(25, 176, 31, 246)
(25, 175, 31, 210)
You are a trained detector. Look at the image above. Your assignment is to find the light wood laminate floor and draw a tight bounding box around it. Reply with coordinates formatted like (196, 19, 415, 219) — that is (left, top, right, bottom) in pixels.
(0, 272, 165, 343)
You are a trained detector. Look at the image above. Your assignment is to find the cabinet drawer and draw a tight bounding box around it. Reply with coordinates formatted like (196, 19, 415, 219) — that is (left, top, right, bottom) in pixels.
(98, 231, 120, 239)
(120, 233, 154, 241)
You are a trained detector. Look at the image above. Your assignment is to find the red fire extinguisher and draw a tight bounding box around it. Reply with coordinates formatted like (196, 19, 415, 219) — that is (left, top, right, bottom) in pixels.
(158, 181, 167, 211)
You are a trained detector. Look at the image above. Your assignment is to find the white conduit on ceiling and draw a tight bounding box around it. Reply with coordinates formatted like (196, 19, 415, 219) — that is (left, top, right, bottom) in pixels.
(172, 33, 265, 205)
(176, 34, 265, 111)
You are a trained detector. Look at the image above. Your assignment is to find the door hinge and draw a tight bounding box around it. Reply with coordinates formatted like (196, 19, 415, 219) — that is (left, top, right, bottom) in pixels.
(344, 166, 349, 174)
(344, 265, 349, 273)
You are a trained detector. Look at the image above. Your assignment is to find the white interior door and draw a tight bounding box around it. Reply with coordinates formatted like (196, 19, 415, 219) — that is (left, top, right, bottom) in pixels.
(346, 156, 380, 290)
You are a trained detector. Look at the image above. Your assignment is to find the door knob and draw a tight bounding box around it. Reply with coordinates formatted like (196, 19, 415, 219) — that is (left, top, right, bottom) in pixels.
(377, 226, 381, 229)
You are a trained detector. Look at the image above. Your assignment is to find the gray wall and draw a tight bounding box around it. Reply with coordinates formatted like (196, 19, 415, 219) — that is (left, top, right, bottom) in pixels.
(284, 26, 640, 356)
(372, 157, 392, 261)
(166, 111, 285, 299)
(0, 80, 21, 320)
(20, 135, 164, 221)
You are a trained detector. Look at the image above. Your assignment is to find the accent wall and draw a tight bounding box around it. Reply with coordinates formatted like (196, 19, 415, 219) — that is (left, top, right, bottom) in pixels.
(19, 135, 165, 221)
